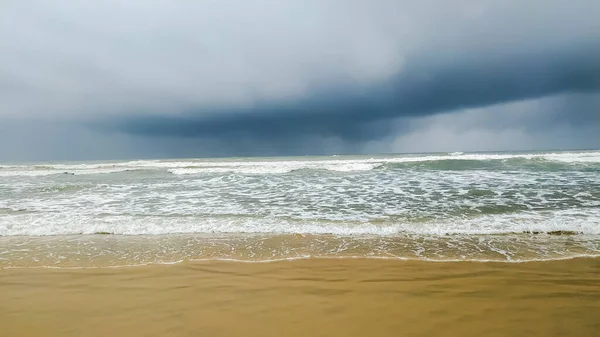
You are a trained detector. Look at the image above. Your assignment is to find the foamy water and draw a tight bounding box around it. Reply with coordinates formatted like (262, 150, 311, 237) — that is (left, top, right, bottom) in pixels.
(1, 151, 599, 267)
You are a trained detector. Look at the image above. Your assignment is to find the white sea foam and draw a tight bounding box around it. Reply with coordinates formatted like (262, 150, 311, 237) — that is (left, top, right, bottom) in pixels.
(1, 151, 598, 177)
(1, 208, 599, 236)
(1, 232, 598, 269)
(167, 162, 382, 175)
(168, 166, 296, 175)
(2, 151, 599, 268)
(0, 167, 142, 177)
(0, 170, 59, 177)
(326, 163, 381, 171)
(1, 150, 599, 240)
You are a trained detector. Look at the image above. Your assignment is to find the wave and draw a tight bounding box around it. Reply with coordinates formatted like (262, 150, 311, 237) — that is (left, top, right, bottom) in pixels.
(1, 151, 599, 177)
(0, 167, 158, 177)
(1, 233, 598, 269)
(0, 207, 31, 215)
(168, 162, 382, 175)
(103, 152, 600, 175)
(382, 157, 597, 171)
(1, 208, 599, 236)
(36, 184, 92, 193)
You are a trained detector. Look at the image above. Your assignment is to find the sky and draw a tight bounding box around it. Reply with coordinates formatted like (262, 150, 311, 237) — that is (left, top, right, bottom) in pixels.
(0, 0, 599, 161)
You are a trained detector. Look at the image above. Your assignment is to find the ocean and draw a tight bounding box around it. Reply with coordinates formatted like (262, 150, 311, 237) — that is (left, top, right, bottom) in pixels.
(1, 150, 599, 268)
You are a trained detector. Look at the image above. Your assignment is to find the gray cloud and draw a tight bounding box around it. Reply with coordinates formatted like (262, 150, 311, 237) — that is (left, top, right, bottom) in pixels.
(0, 0, 599, 160)
(100, 43, 599, 143)
(369, 93, 600, 154)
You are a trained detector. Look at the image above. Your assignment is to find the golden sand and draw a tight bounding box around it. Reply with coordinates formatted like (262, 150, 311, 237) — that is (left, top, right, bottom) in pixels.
(1, 258, 598, 337)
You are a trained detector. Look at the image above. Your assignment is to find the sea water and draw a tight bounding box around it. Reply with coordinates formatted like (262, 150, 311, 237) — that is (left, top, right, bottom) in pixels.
(1, 150, 599, 267)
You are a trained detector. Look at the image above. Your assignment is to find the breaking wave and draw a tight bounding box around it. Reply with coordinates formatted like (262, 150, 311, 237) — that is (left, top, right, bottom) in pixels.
(1, 151, 598, 177)
(1, 150, 599, 268)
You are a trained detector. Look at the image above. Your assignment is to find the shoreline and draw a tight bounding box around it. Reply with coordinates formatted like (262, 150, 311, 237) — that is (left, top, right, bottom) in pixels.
(2, 232, 598, 269)
(2, 254, 600, 271)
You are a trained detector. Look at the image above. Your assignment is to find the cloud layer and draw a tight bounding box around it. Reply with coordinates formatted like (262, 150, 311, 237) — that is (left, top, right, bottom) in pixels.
(0, 0, 599, 160)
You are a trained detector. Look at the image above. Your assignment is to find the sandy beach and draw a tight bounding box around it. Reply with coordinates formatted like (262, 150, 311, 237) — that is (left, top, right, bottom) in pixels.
(1, 258, 598, 337)
(2, 0, 599, 335)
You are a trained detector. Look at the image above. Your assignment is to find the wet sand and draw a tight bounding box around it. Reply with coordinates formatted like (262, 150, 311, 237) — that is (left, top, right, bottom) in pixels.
(1, 258, 598, 337)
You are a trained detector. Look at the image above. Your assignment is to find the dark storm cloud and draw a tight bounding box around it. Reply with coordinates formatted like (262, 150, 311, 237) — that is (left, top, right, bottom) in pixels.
(103, 43, 600, 142)
(377, 93, 600, 154)
(1, 0, 600, 160)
